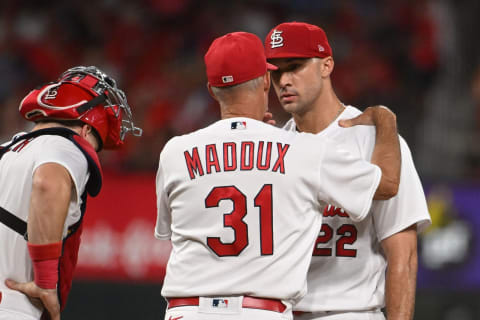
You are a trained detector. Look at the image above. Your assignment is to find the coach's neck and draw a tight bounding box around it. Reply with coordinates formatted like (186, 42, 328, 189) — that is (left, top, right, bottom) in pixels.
(208, 73, 270, 121)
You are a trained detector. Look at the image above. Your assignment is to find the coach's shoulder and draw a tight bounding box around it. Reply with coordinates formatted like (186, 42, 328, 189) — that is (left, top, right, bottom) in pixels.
(161, 135, 182, 155)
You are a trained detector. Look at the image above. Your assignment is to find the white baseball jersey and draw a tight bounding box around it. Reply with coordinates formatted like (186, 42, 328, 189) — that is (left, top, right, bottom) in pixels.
(0, 134, 89, 319)
(284, 106, 431, 313)
(155, 117, 382, 305)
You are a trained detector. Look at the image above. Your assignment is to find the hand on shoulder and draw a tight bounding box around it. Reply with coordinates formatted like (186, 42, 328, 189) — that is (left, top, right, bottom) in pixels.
(339, 105, 396, 128)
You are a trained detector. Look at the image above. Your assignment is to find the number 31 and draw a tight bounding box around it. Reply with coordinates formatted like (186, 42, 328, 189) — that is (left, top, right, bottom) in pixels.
(205, 185, 273, 257)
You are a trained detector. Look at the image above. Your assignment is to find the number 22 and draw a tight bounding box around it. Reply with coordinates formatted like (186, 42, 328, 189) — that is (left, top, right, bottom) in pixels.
(313, 224, 358, 257)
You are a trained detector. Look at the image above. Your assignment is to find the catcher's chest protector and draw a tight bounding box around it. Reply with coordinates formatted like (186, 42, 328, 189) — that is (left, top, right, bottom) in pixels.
(0, 127, 103, 311)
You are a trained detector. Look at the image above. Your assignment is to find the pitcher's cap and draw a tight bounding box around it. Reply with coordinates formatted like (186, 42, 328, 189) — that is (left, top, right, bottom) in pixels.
(265, 22, 332, 59)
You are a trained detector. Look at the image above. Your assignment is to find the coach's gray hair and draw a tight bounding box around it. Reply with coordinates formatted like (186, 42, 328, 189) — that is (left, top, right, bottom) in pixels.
(210, 76, 263, 101)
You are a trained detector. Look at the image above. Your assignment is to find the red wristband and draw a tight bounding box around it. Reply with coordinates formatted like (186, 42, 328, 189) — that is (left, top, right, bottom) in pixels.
(28, 242, 62, 289)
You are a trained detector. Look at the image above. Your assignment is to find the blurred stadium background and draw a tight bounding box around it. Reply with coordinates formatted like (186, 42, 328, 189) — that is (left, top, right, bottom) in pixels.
(1, 0, 480, 319)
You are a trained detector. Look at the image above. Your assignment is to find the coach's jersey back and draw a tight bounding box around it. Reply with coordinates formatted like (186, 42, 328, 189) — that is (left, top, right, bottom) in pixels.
(284, 106, 431, 312)
(0, 134, 88, 318)
(155, 117, 381, 304)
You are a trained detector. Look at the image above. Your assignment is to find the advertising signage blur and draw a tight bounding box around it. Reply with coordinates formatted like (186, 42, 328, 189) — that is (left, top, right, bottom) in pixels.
(75, 171, 171, 282)
(418, 184, 479, 289)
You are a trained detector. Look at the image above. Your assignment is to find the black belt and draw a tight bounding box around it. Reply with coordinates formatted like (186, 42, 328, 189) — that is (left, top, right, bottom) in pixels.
(0, 206, 28, 240)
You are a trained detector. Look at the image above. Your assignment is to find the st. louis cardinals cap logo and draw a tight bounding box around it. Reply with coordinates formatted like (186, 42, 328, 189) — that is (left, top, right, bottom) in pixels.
(44, 87, 58, 100)
(270, 30, 284, 49)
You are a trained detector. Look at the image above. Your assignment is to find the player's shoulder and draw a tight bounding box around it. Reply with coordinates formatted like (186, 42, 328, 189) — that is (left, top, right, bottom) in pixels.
(28, 133, 89, 179)
(340, 106, 375, 136)
(313, 106, 373, 158)
(34, 134, 83, 152)
(397, 134, 416, 170)
(6, 132, 85, 158)
(1, 132, 28, 147)
(338, 106, 378, 146)
(398, 134, 411, 152)
(343, 105, 363, 117)
(160, 134, 188, 158)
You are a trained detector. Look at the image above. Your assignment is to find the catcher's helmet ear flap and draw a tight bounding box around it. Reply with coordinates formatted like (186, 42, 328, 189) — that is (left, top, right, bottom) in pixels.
(19, 66, 142, 150)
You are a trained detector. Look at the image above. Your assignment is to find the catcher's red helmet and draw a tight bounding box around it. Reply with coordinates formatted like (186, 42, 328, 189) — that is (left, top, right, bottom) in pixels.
(19, 66, 142, 150)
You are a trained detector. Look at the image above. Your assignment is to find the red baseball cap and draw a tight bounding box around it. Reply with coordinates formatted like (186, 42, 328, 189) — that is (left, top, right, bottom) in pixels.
(205, 32, 278, 87)
(264, 22, 332, 59)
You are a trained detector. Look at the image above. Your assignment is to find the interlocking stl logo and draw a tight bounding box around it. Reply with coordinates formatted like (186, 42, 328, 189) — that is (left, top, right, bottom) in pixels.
(270, 30, 284, 49)
(45, 87, 58, 100)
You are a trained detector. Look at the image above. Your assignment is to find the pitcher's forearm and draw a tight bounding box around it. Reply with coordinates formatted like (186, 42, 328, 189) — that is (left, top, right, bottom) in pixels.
(383, 227, 418, 320)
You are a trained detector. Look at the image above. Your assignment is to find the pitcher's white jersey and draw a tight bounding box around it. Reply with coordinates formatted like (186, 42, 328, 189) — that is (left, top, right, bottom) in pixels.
(155, 117, 382, 305)
(284, 106, 431, 312)
(0, 134, 88, 318)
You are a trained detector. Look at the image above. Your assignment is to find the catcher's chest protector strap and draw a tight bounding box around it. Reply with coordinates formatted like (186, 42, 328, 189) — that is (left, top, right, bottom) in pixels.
(0, 206, 28, 239)
(0, 127, 103, 238)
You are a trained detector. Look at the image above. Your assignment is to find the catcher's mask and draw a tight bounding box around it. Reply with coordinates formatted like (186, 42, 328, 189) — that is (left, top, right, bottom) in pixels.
(19, 66, 142, 150)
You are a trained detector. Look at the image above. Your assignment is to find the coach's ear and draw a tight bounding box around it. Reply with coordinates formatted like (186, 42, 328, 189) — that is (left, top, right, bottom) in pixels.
(263, 72, 271, 93)
(207, 83, 218, 102)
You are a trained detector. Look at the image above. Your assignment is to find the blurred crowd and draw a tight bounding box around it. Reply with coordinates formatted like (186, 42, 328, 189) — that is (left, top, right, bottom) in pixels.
(0, 0, 477, 178)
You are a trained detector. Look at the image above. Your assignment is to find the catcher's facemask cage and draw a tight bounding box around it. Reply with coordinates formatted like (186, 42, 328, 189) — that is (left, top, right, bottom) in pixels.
(19, 66, 142, 150)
